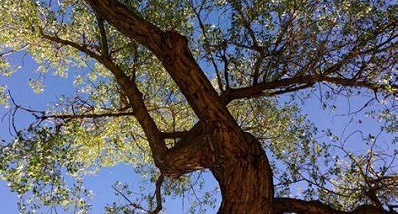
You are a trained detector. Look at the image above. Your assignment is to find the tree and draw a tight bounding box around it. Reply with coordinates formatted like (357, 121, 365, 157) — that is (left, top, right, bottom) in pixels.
(0, 0, 397, 213)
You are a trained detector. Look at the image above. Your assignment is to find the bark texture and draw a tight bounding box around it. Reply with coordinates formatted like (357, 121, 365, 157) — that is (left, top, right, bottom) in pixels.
(212, 133, 274, 214)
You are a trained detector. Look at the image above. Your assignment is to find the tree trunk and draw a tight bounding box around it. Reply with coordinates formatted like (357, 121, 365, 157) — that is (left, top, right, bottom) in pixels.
(210, 132, 274, 214)
(161, 122, 275, 213)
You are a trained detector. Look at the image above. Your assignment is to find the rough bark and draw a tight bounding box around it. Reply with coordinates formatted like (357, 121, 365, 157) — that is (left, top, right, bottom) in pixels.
(211, 133, 274, 214)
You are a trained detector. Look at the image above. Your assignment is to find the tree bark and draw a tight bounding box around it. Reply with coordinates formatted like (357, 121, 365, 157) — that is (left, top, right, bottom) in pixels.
(211, 132, 274, 214)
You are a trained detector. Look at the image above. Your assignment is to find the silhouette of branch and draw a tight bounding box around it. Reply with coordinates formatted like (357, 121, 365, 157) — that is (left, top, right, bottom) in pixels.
(151, 174, 164, 214)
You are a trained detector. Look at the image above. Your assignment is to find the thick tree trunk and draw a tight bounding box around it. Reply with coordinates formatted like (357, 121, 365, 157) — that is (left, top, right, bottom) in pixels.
(160, 122, 275, 213)
(213, 156, 274, 213)
(210, 132, 274, 214)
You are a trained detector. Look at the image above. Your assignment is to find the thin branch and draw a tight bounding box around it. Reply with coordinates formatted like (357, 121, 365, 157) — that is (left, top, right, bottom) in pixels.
(0, 45, 28, 57)
(229, 1, 260, 51)
(7, 90, 135, 130)
(41, 111, 135, 121)
(150, 174, 164, 214)
(111, 185, 151, 213)
(41, 32, 101, 60)
(189, 1, 224, 92)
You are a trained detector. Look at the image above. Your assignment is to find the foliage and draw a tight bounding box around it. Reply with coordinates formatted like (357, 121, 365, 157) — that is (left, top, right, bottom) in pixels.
(0, 0, 396, 213)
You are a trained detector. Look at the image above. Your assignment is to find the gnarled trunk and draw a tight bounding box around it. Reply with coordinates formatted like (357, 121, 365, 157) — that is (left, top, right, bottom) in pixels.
(161, 124, 275, 213)
(210, 132, 274, 214)
(213, 154, 274, 213)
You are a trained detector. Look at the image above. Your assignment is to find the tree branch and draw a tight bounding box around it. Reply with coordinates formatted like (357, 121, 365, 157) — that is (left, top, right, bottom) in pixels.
(162, 122, 213, 178)
(221, 75, 397, 104)
(150, 175, 164, 214)
(321, 76, 397, 93)
(41, 33, 100, 60)
(95, 12, 110, 57)
(41, 111, 135, 121)
(98, 56, 168, 165)
(189, 1, 224, 92)
(112, 185, 151, 213)
(274, 198, 391, 214)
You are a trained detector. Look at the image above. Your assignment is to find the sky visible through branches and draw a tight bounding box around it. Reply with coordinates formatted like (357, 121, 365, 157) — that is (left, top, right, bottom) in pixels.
(0, 0, 396, 213)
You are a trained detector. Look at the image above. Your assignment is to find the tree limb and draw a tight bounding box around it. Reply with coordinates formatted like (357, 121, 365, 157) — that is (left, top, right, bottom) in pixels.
(41, 111, 135, 121)
(150, 175, 164, 214)
(274, 198, 392, 214)
(99, 56, 168, 165)
(95, 12, 110, 57)
(221, 75, 397, 104)
(41, 33, 100, 59)
(162, 122, 213, 178)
